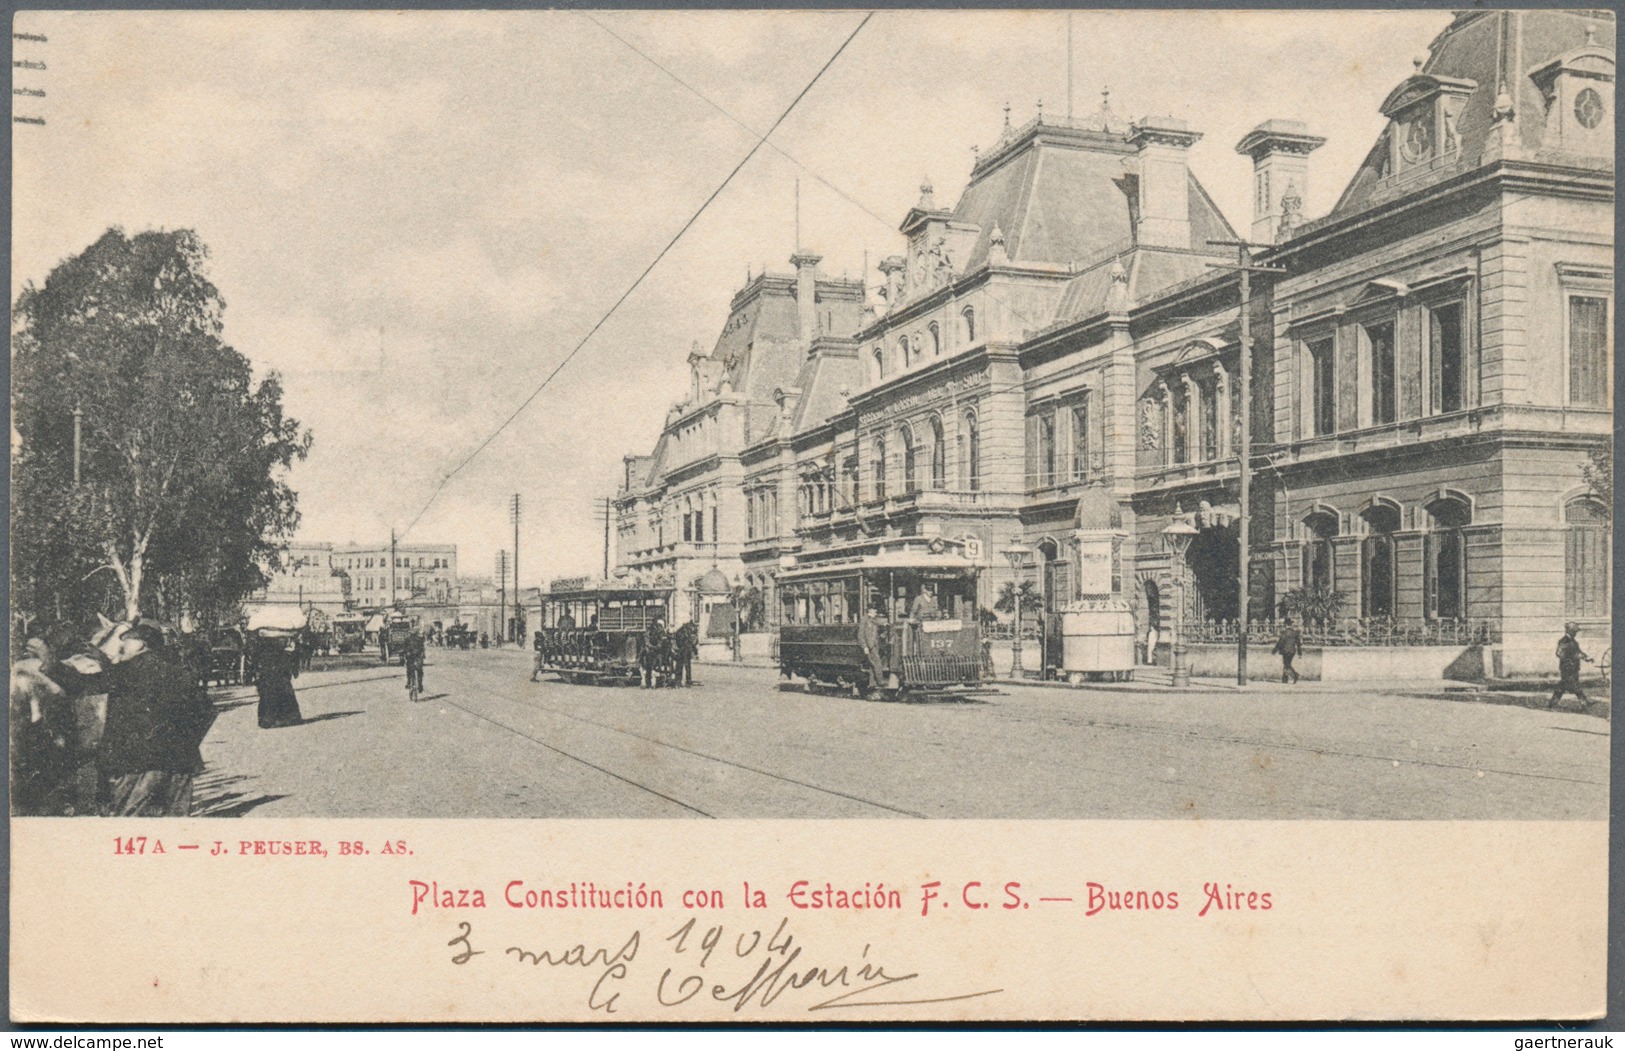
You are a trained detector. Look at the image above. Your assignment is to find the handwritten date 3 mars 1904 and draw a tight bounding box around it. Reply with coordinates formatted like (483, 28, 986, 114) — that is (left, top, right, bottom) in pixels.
(443, 916, 1003, 1014)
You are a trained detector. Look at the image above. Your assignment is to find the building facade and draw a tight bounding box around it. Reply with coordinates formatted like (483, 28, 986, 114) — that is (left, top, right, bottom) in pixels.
(612, 10, 1612, 677)
(250, 542, 350, 616)
(332, 542, 459, 610)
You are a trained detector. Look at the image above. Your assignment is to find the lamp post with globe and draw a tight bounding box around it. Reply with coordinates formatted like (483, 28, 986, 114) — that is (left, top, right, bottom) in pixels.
(1001, 540, 1036, 679)
(1161, 519, 1199, 688)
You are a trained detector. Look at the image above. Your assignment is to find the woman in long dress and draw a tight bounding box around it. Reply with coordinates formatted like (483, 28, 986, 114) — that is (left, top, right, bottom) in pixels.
(254, 634, 303, 729)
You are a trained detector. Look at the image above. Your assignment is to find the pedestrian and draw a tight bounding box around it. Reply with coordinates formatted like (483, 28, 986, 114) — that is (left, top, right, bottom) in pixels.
(402, 630, 426, 700)
(673, 620, 698, 687)
(1143, 621, 1160, 666)
(1549, 622, 1593, 709)
(1273, 617, 1302, 684)
(530, 630, 546, 682)
(642, 617, 668, 688)
(253, 632, 303, 728)
(98, 622, 215, 817)
(857, 610, 888, 690)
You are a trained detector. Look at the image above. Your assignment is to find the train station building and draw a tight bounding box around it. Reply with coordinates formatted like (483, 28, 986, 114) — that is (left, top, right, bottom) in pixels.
(614, 9, 1612, 678)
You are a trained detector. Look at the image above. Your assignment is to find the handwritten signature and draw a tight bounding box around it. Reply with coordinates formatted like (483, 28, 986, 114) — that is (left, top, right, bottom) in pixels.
(446, 918, 1000, 1014)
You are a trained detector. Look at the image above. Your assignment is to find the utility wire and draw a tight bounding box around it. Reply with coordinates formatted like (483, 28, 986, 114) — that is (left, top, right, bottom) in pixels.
(583, 10, 1052, 336)
(400, 11, 875, 540)
(582, 10, 1255, 399)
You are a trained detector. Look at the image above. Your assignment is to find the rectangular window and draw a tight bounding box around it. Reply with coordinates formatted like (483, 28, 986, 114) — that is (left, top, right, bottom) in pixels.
(682, 514, 693, 542)
(1430, 302, 1464, 413)
(694, 510, 705, 544)
(1071, 400, 1090, 482)
(1569, 296, 1609, 406)
(1566, 524, 1610, 618)
(1367, 321, 1396, 425)
(1038, 412, 1056, 487)
(1309, 338, 1335, 437)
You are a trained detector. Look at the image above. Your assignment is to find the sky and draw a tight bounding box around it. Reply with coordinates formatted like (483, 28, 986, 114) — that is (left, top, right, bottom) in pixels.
(11, 7, 1455, 589)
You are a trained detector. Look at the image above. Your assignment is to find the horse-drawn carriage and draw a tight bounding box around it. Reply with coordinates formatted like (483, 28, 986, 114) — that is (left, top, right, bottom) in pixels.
(777, 537, 990, 700)
(203, 628, 247, 686)
(383, 616, 414, 664)
(536, 584, 674, 686)
(444, 623, 476, 650)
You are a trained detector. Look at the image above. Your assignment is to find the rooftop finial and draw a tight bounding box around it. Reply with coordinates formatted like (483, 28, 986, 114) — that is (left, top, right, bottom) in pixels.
(1003, 101, 1012, 128)
(1036, 97, 1044, 122)
(1413, 54, 1426, 72)
(1585, 24, 1597, 44)
(918, 177, 935, 210)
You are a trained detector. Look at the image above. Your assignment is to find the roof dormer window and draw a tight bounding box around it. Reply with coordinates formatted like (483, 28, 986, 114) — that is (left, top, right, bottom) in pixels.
(1528, 33, 1615, 157)
(1378, 64, 1475, 175)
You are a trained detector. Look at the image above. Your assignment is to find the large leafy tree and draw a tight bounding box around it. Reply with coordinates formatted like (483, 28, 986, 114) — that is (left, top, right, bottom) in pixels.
(1582, 444, 1611, 520)
(12, 228, 310, 625)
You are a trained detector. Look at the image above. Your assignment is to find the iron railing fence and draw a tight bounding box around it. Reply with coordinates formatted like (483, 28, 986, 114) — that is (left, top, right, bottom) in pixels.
(1180, 617, 1502, 647)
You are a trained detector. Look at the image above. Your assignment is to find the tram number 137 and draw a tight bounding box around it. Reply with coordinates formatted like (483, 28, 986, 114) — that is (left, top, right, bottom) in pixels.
(930, 639, 954, 650)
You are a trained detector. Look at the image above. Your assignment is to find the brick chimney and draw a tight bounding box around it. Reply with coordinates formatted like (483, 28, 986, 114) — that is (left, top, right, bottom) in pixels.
(1235, 120, 1325, 244)
(1127, 118, 1202, 249)
(790, 251, 822, 345)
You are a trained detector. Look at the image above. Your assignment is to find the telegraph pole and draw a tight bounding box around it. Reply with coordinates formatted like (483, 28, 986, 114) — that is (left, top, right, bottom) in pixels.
(495, 550, 508, 647)
(389, 528, 398, 609)
(603, 497, 612, 581)
(510, 494, 522, 643)
(1208, 240, 1286, 686)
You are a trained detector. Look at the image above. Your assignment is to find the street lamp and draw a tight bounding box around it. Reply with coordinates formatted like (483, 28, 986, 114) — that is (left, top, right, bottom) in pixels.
(1001, 540, 1036, 679)
(1161, 519, 1199, 687)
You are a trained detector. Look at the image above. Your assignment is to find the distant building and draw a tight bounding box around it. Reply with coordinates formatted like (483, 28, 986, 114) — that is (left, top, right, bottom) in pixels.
(332, 542, 458, 609)
(251, 542, 348, 615)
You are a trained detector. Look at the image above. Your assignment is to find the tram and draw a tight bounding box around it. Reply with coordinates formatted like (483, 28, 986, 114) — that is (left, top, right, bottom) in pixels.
(536, 584, 674, 686)
(776, 537, 990, 700)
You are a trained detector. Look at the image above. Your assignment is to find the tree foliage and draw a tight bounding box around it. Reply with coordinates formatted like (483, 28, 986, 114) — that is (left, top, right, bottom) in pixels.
(11, 228, 310, 625)
(993, 579, 1044, 617)
(1280, 585, 1346, 626)
(1582, 444, 1612, 520)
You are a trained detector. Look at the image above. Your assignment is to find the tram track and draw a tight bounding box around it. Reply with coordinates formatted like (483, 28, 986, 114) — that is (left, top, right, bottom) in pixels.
(991, 701, 1609, 788)
(463, 672, 1356, 819)
(434, 671, 927, 819)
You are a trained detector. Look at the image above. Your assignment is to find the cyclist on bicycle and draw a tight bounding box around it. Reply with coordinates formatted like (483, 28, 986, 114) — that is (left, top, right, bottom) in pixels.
(402, 630, 426, 700)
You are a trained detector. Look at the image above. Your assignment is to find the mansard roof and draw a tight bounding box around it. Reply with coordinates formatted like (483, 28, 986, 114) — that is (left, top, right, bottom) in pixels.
(1323, 9, 1615, 224)
(944, 116, 1235, 275)
(1052, 246, 1222, 326)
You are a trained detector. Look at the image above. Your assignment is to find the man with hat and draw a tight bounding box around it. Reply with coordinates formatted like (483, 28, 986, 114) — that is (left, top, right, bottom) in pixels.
(1550, 622, 1594, 709)
(98, 622, 215, 816)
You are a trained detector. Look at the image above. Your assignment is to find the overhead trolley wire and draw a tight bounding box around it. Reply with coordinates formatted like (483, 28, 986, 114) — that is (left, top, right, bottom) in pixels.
(399, 11, 875, 540)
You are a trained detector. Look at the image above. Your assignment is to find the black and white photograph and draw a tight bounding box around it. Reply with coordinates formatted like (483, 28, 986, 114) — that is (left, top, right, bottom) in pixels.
(8, 6, 1613, 1024)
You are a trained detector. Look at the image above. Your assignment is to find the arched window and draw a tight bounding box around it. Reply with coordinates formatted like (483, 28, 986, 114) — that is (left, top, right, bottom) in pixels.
(929, 416, 946, 489)
(901, 426, 917, 495)
(1360, 503, 1401, 619)
(872, 347, 886, 382)
(872, 436, 887, 502)
(960, 410, 980, 491)
(1301, 510, 1339, 593)
(962, 307, 976, 344)
(928, 322, 942, 357)
(1424, 496, 1471, 621)
(898, 336, 911, 368)
(1565, 496, 1610, 618)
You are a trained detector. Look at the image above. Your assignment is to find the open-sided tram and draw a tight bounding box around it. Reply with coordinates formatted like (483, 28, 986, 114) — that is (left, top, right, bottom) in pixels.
(777, 537, 990, 700)
(536, 584, 674, 686)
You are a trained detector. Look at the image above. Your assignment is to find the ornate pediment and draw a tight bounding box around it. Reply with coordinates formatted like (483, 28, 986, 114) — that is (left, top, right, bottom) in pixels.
(1379, 71, 1476, 121)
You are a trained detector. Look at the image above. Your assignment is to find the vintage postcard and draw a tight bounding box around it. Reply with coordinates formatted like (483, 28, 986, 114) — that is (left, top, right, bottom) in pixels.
(8, 7, 1612, 1023)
